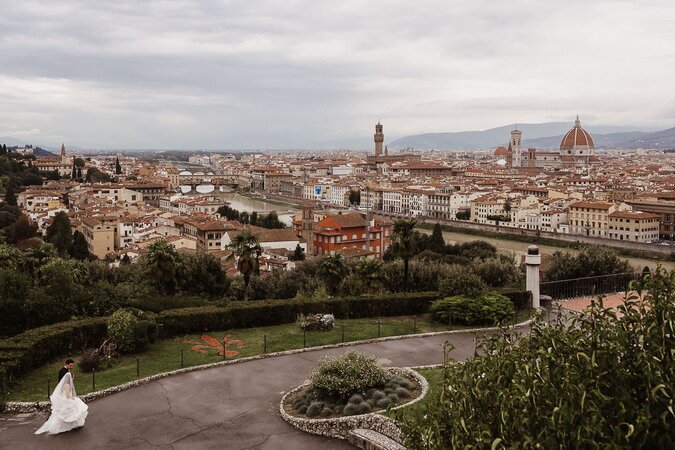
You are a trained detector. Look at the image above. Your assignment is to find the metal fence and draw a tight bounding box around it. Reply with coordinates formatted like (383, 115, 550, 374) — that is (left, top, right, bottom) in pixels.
(540, 272, 644, 301)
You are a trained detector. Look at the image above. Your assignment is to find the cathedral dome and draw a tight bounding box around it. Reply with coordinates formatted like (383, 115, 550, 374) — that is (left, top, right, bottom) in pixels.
(560, 116, 594, 151)
(494, 146, 508, 157)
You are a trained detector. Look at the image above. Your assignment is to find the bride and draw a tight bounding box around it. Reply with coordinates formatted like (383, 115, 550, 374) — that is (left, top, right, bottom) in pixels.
(35, 371, 88, 435)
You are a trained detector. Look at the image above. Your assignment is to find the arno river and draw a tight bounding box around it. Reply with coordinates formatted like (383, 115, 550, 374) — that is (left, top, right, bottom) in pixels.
(220, 193, 673, 271)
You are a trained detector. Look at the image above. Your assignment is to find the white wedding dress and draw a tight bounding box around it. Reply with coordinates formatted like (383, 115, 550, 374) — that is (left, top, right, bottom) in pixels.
(35, 372, 88, 435)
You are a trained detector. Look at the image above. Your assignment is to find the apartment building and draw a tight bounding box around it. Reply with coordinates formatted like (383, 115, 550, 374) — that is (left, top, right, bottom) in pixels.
(313, 212, 392, 259)
(568, 201, 616, 237)
(79, 217, 115, 259)
(607, 211, 660, 242)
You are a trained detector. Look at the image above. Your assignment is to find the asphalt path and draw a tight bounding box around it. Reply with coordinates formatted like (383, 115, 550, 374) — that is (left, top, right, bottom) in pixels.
(0, 329, 492, 449)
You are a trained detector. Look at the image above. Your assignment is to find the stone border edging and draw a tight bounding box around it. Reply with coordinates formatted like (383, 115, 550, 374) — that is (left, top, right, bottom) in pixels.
(1, 318, 533, 413)
(279, 367, 428, 442)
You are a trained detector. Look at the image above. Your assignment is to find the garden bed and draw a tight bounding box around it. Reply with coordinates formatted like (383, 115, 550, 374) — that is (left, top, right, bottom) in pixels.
(283, 371, 422, 419)
(280, 367, 428, 440)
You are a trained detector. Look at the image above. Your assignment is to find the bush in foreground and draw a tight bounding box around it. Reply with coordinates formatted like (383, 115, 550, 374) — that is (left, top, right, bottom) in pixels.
(309, 350, 389, 398)
(107, 308, 157, 353)
(430, 294, 514, 325)
(401, 269, 675, 449)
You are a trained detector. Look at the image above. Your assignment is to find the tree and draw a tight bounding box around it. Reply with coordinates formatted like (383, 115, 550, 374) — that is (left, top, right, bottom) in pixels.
(227, 230, 261, 293)
(46, 211, 73, 257)
(74, 157, 85, 168)
(0, 144, 6, 155)
(143, 239, 182, 295)
(71, 230, 90, 260)
(292, 243, 305, 261)
(261, 211, 285, 229)
(10, 214, 38, 243)
(71, 165, 77, 179)
(349, 190, 361, 206)
(3, 180, 17, 206)
(455, 210, 470, 220)
(250, 211, 258, 226)
(428, 223, 445, 253)
(318, 254, 348, 295)
(85, 167, 113, 183)
(355, 257, 382, 292)
(115, 157, 122, 175)
(180, 252, 229, 297)
(390, 219, 417, 291)
(545, 246, 632, 281)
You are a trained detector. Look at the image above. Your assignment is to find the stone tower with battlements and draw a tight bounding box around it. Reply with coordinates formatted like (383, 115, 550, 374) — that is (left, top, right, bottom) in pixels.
(374, 121, 384, 157)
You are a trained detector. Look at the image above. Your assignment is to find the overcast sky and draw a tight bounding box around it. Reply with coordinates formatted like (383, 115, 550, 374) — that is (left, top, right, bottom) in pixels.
(0, 0, 673, 149)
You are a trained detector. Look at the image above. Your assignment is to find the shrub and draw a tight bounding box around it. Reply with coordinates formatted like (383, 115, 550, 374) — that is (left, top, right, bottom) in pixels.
(343, 404, 359, 416)
(309, 351, 390, 398)
(306, 401, 323, 417)
(321, 407, 332, 417)
(296, 313, 335, 331)
(401, 269, 675, 449)
(79, 348, 103, 373)
(498, 288, 532, 310)
(471, 256, 524, 288)
(430, 294, 515, 325)
(438, 272, 487, 298)
(107, 308, 157, 353)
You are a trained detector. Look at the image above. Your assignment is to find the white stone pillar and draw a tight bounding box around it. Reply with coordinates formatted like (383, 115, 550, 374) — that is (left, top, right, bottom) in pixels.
(525, 245, 541, 308)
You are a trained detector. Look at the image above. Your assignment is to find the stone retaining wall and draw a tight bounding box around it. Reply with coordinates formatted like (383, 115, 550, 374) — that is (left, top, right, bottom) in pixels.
(279, 367, 428, 441)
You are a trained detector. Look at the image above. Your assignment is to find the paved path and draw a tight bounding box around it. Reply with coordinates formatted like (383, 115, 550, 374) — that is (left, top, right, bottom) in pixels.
(0, 329, 496, 449)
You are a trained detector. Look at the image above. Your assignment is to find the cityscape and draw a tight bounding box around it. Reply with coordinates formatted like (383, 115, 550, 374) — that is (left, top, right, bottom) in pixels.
(1, 1, 673, 449)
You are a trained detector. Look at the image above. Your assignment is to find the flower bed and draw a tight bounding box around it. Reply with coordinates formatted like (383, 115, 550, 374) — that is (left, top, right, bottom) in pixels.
(280, 367, 428, 441)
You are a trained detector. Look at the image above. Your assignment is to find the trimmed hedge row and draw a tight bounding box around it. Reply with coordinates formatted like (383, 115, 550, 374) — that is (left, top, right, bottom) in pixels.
(156, 292, 440, 338)
(0, 292, 439, 386)
(0, 289, 531, 390)
(498, 289, 533, 310)
(0, 318, 107, 383)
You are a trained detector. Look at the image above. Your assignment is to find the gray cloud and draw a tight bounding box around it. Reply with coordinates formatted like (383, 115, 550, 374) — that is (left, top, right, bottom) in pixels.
(0, 0, 673, 149)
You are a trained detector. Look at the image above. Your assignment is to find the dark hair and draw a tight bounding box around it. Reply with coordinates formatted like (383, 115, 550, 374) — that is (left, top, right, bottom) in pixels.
(65, 359, 75, 365)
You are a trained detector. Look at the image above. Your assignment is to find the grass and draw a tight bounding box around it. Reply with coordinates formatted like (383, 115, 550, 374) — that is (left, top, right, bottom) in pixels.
(5, 311, 532, 402)
(389, 367, 444, 421)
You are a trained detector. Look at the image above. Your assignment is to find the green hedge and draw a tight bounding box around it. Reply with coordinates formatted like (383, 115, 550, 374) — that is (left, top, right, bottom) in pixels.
(156, 292, 439, 338)
(498, 289, 532, 310)
(0, 292, 439, 387)
(0, 318, 107, 384)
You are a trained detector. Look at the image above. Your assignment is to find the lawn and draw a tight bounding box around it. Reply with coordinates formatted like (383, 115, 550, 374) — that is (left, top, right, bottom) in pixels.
(6, 310, 531, 402)
(389, 367, 444, 422)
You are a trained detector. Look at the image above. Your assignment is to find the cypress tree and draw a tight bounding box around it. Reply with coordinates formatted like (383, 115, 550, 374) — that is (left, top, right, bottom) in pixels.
(3, 180, 17, 206)
(429, 223, 445, 253)
(46, 211, 73, 257)
(115, 157, 122, 175)
(71, 230, 90, 260)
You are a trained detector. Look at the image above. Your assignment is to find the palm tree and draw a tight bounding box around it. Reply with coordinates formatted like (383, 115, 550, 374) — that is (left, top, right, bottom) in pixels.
(227, 230, 261, 293)
(319, 254, 348, 295)
(390, 219, 417, 291)
(355, 258, 382, 293)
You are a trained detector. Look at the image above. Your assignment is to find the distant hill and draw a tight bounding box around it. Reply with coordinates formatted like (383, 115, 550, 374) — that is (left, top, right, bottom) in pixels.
(32, 147, 56, 156)
(388, 123, 671, 150)
(622, 127, 675, 150)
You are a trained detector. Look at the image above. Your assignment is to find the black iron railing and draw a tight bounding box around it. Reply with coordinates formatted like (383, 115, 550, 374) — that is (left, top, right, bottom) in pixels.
(540, 272, 644, 301)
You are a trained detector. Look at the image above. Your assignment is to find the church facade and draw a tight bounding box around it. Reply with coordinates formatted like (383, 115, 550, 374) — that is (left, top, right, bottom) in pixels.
(497, 117, 599, 169)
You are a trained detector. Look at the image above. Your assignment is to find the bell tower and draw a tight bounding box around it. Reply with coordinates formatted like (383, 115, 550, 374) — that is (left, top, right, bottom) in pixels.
(374, 121, 384, 157)
(510, 128, 522, 167)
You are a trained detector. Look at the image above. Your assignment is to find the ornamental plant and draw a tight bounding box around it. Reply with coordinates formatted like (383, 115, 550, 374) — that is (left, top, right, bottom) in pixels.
(430, 293, 514, 325)
(296, 313, 335, 331)
(401, 268, 675, 449)
(107, 307, 157, 353)
(309, 350, 389, 398)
